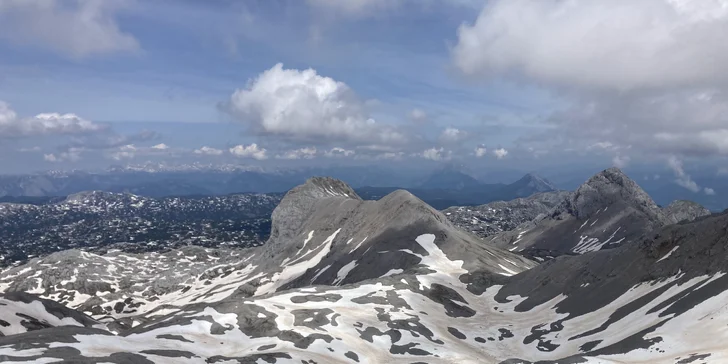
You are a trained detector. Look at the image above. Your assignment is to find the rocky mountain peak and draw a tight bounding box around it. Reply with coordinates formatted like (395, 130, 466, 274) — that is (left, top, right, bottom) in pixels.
(567, 167, 664, 220)
(663, 200, 711, 224)
(518, 173, 556, 191)
(268, 177, 361, 244)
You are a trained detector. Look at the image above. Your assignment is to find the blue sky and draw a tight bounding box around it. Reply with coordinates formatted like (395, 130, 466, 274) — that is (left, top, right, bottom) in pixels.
(0, 0, 727, 194)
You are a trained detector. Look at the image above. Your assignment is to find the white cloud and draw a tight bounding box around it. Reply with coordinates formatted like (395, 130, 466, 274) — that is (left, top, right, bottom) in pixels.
(612, 155, 630, 169)
(0, 0, 139, 58)
(194, 146, 224, 156)
(439, 127, 468, 143)
(454, 1, 728, 161)
(409, 108, 428, 123)
(705, 187, 716, 195)
(277, 147, 318, 160)
(229, 144, 268, 160)
(324, 147, 355, 158)
(0, 101, 105, 137)
(588, 141, 619, 151)
(493, 148, 508, 159)
(453, 0, 728, 91)
(44, 147, 84, 163)
(151, 143, 169, 150)
(225, 63, 405, 148)
(421, 147, 451, 161)
(667, 156, 700, 193)
(109, 144, 136, 161)
(474, 145, 487, 158)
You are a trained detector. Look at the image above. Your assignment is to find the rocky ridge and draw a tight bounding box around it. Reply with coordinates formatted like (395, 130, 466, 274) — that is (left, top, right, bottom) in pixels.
(488, 167, 710, 260)
(0, 173, 724, 363)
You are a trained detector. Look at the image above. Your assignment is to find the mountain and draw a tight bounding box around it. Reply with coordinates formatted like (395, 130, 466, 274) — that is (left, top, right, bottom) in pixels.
(488, 167, 710, 260)
(1, 177, 728, 362)
(443, 190, 572, 239)
(663, 199, 712, 224)
(0, 191, 281, 267)
(498, 172, 557, 198)
(418, 166, 484, 190)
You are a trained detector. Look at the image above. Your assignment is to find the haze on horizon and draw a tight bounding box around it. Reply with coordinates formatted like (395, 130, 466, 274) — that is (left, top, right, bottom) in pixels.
(0, 0, 727, 196)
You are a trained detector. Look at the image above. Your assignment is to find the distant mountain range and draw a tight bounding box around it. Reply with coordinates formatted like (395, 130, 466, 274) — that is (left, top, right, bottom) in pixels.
(357, 172, 558, 209)
(2, 164, 726, 211)
(0, 166, 557, 209)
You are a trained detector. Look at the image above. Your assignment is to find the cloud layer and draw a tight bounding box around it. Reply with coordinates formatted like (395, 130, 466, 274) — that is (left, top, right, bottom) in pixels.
(0, 0, 139, 58)
(0, 101, 106, 137)
(454, 0, 728, 91)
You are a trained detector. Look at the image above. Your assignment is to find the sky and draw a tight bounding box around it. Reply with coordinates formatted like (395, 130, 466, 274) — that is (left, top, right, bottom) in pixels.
(0, 0, 727, 193)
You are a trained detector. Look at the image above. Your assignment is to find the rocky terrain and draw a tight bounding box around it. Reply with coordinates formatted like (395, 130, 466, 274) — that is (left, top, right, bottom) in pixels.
(487, 167, 711, 260)
(0, 191, 281, 267)
(0, 170, 724, 363)
(443, 190, 572, 239)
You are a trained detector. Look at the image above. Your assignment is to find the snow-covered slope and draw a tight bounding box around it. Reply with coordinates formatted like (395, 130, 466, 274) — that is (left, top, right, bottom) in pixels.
(1, 175, 724, 363)
(2, 211, 728, 363)
(0, 177, 533, 326)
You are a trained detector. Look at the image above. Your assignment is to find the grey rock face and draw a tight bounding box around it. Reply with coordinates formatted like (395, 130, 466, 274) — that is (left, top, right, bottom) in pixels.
(663, 200, 711, 224)
(443, 191, 572, 239)
(487, 168, 697, 259)
(565, 167, 666, 222)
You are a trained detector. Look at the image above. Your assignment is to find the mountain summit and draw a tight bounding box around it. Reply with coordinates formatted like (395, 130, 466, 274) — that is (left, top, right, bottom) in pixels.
(499, 172, 557, 198)
(488, 167, 706, 259)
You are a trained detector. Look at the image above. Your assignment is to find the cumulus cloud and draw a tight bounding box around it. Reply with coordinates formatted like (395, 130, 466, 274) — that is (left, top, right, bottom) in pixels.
(194, 146, 224, 156)
(224, 63, 405, 148)
(0, 101, 106, 137)
(474, 145, 487, 158)
(421, 147, 451, 161)
(229, 144, 268, 160)
(454, 0, 728, 91)
(151, 143, 169, 150)
(612, 155, 630, 169)
(324, 147, 355, 158)
(493, 148, 508, 159)
(439, 127, 468, 144)
(277, 147, 318, 160)
(454, 1, 728, 161)
(0, 0, 139, 58)
(705, 187, 716, 195)
(44, 147, 84, 163)
(109, 144, 137, 161)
